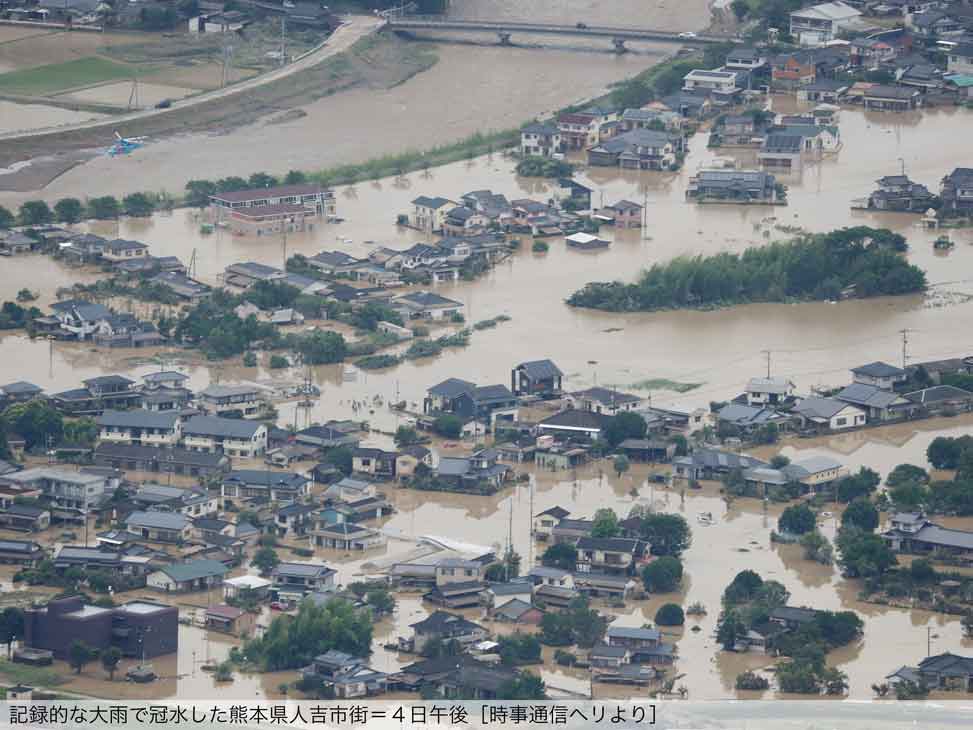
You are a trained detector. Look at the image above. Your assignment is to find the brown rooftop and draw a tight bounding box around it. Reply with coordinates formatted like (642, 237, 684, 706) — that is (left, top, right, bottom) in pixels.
(210, 184, 323, 203)
(230, 203, 310, 218)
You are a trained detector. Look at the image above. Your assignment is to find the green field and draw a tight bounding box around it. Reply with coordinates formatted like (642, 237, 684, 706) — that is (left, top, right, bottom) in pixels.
(0, 56, 135, 95)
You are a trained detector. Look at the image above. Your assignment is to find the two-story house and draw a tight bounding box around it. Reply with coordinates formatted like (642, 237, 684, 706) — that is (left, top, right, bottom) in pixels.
(520, 122, 562, 157)
(532, 506, 570, 540)
(511, 359, 563, 398)
(745, 377, 796, 406)
(410, 196, 455, 233)
(49, 300, 112, 340)
(575, 536, 646, 575)
(97, 410, 182, 448)
(181, 416, 267, 458)
(271, 562, 337, 599)
(197, 384, 265, 419)
(424, 558, 487, 609)
(4, 468, 108, 516)
(405, 611, 488, 653)
(941, 168, 973, 216)
(789, 1, 862, 46)
(351, 448, 398, 480)
(587, 128, 683, 171)
(851, 361, 907, 390)
(102, 239, 149, 264)
(221, 470, 308, 503)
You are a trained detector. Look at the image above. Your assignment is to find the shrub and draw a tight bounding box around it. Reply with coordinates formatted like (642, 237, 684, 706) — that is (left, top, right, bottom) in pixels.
(655, 603, 685, 626)
(269, 355, 289, 369)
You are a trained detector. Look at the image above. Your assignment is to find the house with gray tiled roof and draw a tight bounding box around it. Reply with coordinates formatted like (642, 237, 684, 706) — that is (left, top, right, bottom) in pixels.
(410, 196, 456, 233)
(123, 511, 192, 543)
(146, 559, 228, 592)
(181, 416, 267, 458)
(97, 410, 182, 448)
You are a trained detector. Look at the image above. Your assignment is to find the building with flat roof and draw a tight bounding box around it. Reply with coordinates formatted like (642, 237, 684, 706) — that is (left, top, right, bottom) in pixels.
(24, 595, 178, 659)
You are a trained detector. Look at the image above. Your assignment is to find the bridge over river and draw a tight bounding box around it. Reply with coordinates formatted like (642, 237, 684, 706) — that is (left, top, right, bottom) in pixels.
(383, 15, 742, 51)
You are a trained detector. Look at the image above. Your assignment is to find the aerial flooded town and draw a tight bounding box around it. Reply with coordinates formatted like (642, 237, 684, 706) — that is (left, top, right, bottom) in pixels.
(0, 0, 973, 720)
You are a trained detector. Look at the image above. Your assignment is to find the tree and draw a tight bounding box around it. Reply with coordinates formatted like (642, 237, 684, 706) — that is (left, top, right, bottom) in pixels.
(69, 640, 97, 674)
(613, 454, 630, 478)
(717, 610, 745, 650)
(800, 530, 833, 565)
(364, 587, 395, 615)
(87, 196, 121, 220)
(0, 205, 13, 229)
(185, 179, 217, 208)
(779, 504, 816, 535)
(541, 543, 577, 571)
(909, 558, 936, 583)
(591, 508, 620, 538)
(497, 632, 541, 666)
(836, 467, 881, 502)
(394, 425, 420, 447)
(252, 546, 280, 575)
(836, 527, 896, 578)
(841, 499, 879, 532)
(238, 598, 372, 670)
(928, 436, 966, 469)
(101, 646, 122, 680)
(603, 412, 647, 447)
(54, 198, 84, 224)
(641, 556, 683, 593)
(736, 670, 770, 690)
(284, 170, 307, 184)
(497, 671, 546, 700)
(770, 454, 791, 469)
(887, 464, 929, 488)
(655, 603, 685, 626)
(324, 446, 353, 476)
(0, 607, 24, 659)
(962, 611, 973, 639)
(723, 570, 763, 606)
(486, 549, 521, 582)
(123, 192, 156, 217)
(269, 355, 289, 369)
(2, 399, 63, 449)
(611, 77, 652, 110)
(249, 172, 278, 188)
(432, 414, 463, 439)
(634, 511, 691, 556)
(18, 201, 53, 226)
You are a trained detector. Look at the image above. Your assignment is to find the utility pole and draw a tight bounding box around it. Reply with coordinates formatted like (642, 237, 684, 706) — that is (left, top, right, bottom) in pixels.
(280, 16, 286, 68)
(762, 349, 771, 378)
(281, 224, 288, 270)
(900, 329, 910, 369)
(927, 625, 938, 657)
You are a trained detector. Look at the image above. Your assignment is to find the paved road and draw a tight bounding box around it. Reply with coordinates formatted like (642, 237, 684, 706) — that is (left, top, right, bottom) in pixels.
(0, 15, 384, 142)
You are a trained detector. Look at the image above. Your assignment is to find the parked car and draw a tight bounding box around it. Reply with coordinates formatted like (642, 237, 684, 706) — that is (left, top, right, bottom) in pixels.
(576, 22, 588, 29)
(677, 31, 697, 39)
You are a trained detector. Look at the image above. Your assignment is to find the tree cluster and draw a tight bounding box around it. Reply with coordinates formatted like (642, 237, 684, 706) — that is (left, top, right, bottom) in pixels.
(235, 598, 373, 671)
(538, 597, 607, 648)
(568, 227, 924, 312)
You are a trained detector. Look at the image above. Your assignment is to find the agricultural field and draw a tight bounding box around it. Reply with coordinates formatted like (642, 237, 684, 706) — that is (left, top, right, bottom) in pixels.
(0, 57, 137, 96)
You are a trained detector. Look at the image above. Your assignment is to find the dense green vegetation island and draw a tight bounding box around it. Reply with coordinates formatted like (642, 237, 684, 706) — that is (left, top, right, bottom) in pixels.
(567, 227, 926, 312)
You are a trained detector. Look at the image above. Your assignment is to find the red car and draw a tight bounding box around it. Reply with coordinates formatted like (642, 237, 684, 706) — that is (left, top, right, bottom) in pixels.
(270, 601, 290, 611)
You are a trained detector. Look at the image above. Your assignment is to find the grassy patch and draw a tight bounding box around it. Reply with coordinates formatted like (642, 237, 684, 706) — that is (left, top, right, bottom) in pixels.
(629, 378, 702, 393)
(310, 129, 519, 187)
(0, 57, 136, 96)
(0, 659, 67, 687)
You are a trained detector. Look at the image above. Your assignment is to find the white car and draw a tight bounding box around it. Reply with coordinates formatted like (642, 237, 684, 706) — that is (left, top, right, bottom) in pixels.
(678, 31, 697, 39)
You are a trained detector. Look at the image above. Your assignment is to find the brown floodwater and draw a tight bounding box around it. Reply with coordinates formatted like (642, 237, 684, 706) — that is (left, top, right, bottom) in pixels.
(445, 0, 712, 32)
(2, 15, 973, 702)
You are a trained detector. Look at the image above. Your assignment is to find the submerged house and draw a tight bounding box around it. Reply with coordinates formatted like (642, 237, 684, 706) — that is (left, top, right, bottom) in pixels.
(687, 169, 781, 204)
(867, 175, 935, 212)
(587, 129, 683, 171)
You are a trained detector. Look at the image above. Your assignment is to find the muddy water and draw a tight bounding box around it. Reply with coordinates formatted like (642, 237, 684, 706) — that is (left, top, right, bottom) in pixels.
(0, 42, 664, 204)
(5, 103, 970, 427)
(445, 0, 712, 31)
